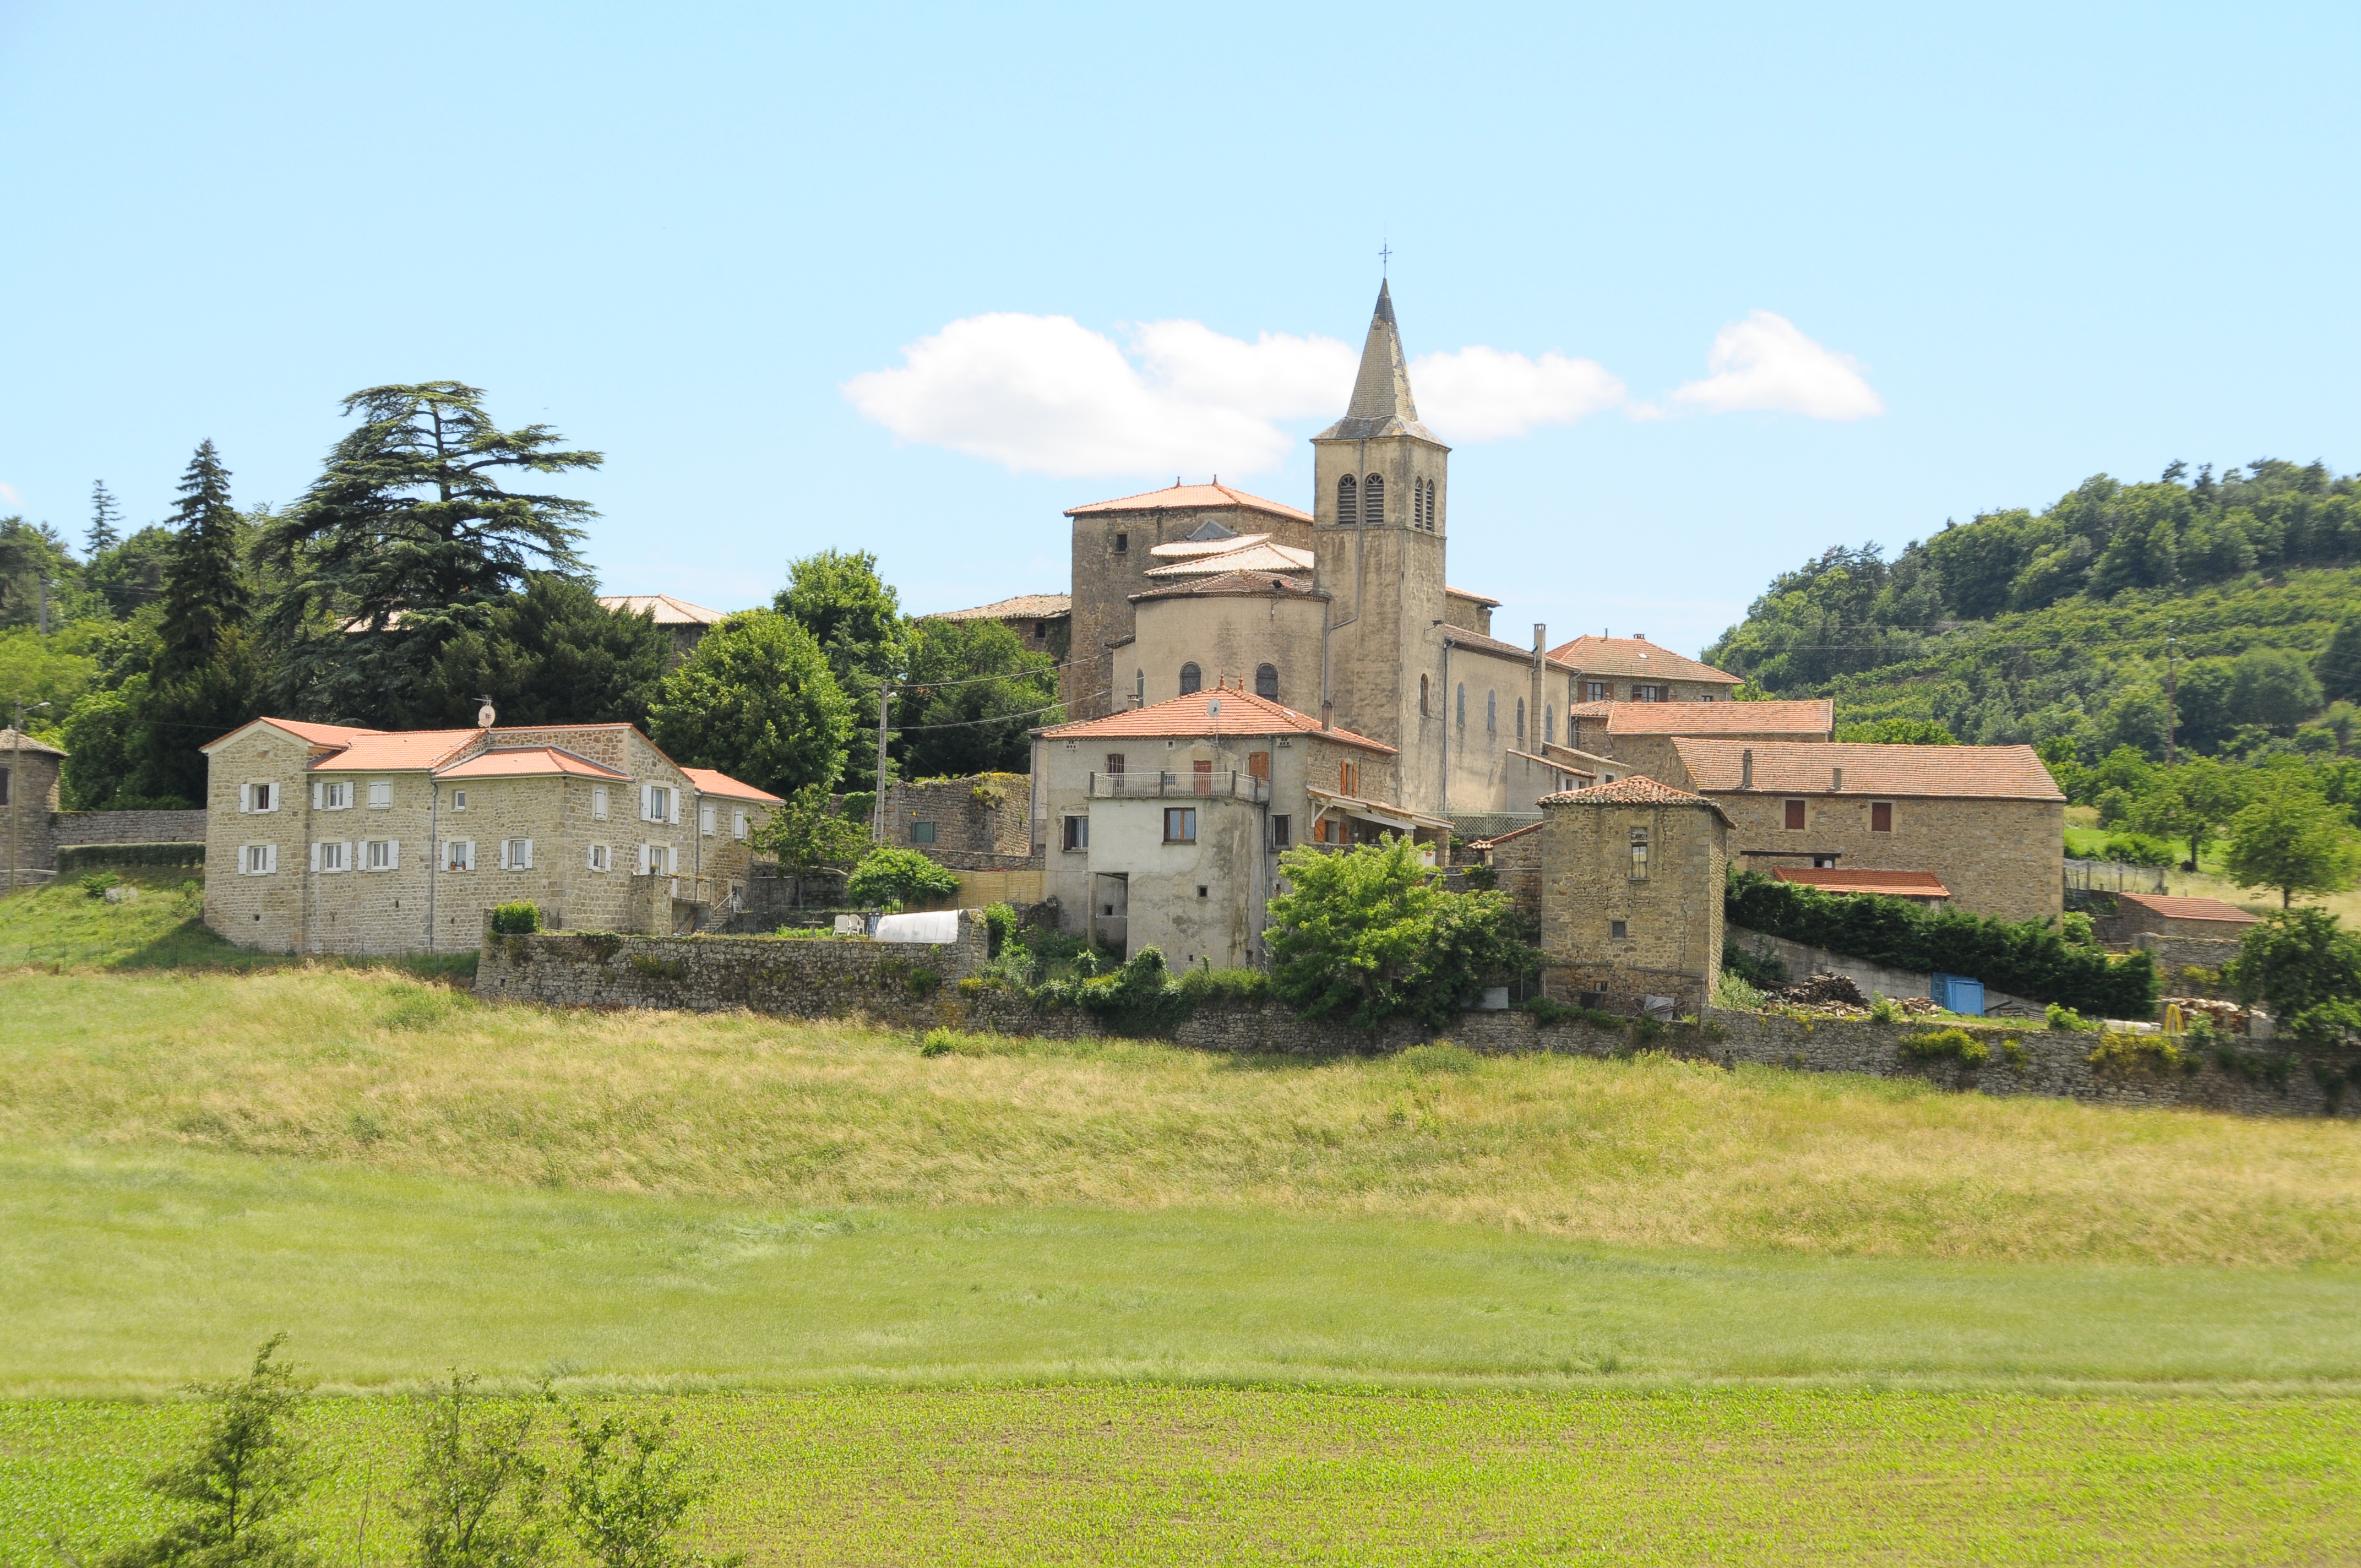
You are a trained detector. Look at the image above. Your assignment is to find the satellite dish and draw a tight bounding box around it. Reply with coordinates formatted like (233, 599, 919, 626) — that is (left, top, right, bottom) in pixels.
(475, 695, 497, 729)
(1207, 698, 1222, 716)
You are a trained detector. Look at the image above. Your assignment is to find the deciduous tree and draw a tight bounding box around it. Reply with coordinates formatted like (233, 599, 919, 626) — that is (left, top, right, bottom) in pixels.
(646, 610, 852, 798)
(2223, 776, 2361, 907)
(407, 575, 672, 729)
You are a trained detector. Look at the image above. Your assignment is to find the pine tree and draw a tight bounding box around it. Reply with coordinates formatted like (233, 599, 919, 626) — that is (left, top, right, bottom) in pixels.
(87, 480, 123, 557)
(262, 383, 599, 723)
(156, 440, 252, 682)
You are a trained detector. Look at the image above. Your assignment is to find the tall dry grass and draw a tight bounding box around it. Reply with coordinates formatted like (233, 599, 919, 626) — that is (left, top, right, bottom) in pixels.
(4, 968, 2359, 1265)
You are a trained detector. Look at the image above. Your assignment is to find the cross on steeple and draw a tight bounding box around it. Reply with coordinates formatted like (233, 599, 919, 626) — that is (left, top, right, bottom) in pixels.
(1378, 239, 1392, 276)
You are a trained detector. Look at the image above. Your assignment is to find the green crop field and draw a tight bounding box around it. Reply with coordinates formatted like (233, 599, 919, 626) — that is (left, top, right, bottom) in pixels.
(4, 955, 2361, 1562)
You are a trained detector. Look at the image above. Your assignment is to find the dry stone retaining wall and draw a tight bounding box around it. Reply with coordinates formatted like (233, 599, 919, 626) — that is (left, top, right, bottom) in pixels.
(51, 809, 208, 848)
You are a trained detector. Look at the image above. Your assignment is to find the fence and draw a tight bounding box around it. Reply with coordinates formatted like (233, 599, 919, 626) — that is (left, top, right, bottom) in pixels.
(2064, 858, 2169, 895)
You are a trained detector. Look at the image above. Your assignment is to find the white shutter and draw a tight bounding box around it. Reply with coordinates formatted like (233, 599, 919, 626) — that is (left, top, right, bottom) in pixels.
(639, 842, 651, 874)
(309, 842, 320, 872)
(312, 782, 323, 809)
(263, 844, 278, 874)
(518, 839, 533, 870)
(669, 791, 682, 825)
(240, 783, 253, 813)
(388, 839, 400, 870)
(641, 785, 655, 821)
(700, 804, 715, 836)
(344, 842, 355, 873)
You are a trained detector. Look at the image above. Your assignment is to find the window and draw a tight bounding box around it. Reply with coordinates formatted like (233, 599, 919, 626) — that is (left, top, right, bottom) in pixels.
(1336, 473, 1358, 526)
(700, 804, 717, 836)
(1193, 759, 1213, 794)
(1698, 693, 1716, 702)
(587, 843, 610, 872)
(1197, 885, 1209, 899)
(444, 840, 476, 872)
(1106, 753, 1126, 776)
(241, 782, 278, 813)
(315, 781, 352, 810)
(499, 837, 534, 870)
(1610, 919, 1629, 940)
(1633, 684, 1667, 703)
(911, 820, 938, 845)
(1586, 681, 1609, 703)
(1255, 663, 1279, 700)
(1456, 683, 1466, 726)
(1032, 620, 1045, 639)
(450, 790, 467, 811)
(1784, 799, 1807, 831)
(1546, 704, 1555, 744)
(1134, 669, 1145, 704)
(1114, 532, 1128, 553)
(1363, 472, 1384, 525)
(1339, 759, 1361, 797)
(1872, 801, 1894, 832)
(1062, 815, 1090, 851)
(314, 841, 350, 873)
(642, 785, 673, 823)
(1486, 692, 1497, 733)
(1247, 750, 1269, 781)
(0, 767, 8, 806)
(240, 843, 277, 875)
(367, 781, 392, 809)
(364, 839, 399, 872)
(1419, 674, 1430, 716)
(1271, 815, 1291, 847)
(733, 811, 748, 840)
(1163, 807, 1197, 843)
(1629, 829, 1649, 880)
(592, 786, 609, 820)
(1178, 662, 1203, 696)
(1516, 698, 1526, 741)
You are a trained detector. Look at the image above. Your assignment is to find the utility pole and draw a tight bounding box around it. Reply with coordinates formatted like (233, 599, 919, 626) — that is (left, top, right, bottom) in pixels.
(872, 679, 893, 843)
(2164, 620, 2178, 768)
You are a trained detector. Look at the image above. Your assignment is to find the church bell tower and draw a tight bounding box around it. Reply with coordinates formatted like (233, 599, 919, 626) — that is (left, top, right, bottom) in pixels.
(1311, 281, 1451, 811)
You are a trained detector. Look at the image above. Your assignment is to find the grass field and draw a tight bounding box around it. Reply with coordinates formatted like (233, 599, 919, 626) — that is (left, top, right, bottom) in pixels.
(8, 938, 2361, 1561)
(0, 873, 471, 978)
(10, 1388, 2358, 1567)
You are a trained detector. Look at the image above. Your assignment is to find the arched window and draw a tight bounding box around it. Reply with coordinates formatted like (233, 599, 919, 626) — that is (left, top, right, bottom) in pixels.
(1487, 691, 1497, 733)
(1456, 682, 1466, 726)
(1178, 662, 1203, 696)
(1419, 673, 1430, 715)
(1516, 698, 1526, 740)
(1363, 473, 1385, 526)
(1134, 669, 1145, 705)
(1254, 663, 1279, 700)
(1416, 478, 1429, 531)
(1336, 474, 1357, 527)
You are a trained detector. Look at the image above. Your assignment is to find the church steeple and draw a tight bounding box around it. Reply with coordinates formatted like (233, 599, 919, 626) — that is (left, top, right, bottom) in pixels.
(1317, 280, 1434, 442)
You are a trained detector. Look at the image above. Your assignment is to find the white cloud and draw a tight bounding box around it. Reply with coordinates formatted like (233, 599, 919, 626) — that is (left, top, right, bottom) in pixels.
(1652, 311, 1884, 421)
(1412, 346, 1625, 440)
(0, 482, 18, 508)
(844, 315, 1628, 477)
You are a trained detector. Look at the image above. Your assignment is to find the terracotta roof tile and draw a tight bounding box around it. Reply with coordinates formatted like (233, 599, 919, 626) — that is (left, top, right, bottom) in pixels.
(1131, 570, 1325, 603)
(433, 747, 630, 782)
(1597, 699, 1834, 737)
(1445, 586, 1503, 607)
(1547, 634, 1740, 685)
(1442, 626, 1571, 668)
(929, 592, 1071, 621)
(1065, 482, 1313, 522)
(681, 766, 785, 805)
(598, 594, 727, 625)
(2118, 892, 2260, 924)
(1539, 775, 1733, 825)
(1141, 540, 1316, 578)
(1036, 687, 1395, 754)
(311, 729, 482, 771)
(1772, 868, 1951, 898)
(203, 717, 386, 753)
(1673, 739, 2065, 802)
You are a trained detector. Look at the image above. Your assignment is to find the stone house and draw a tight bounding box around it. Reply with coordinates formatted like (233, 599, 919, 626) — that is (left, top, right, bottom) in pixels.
(928, 592, 1071, 665)
(880, 772, 1035, 867)
(1031, 686, 1446, 968)
(202, 716, 779, 956)
(2102, 891, 2259, 974)
(0, 728, 65, 888)
(1668, 738, 2066, 923)
(1544, 634, 1743, 705)
(1563, 698, 1833, 784)
(1535, 776, 1731, 1015)
(595, 595, 726, 664)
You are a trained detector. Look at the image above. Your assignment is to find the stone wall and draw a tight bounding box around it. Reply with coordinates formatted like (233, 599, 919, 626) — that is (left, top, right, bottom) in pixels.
(51, 809, 208, 847)
(2133, 933, 2243, 988)
(1724, 923, 2047, 1019)
(882, 774, 1033, 858)
(1538, 792, 1724, 1015)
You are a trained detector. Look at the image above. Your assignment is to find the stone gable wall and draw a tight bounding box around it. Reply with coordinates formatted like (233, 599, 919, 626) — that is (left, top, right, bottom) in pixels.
(1700, 789, 2064, 924)
(883, 775, 1033, 857)
(1538, 797, 1725, 1014)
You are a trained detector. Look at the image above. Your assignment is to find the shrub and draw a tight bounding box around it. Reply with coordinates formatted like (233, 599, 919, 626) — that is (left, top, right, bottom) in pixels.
(491, 901, 542, 935)
(1175, 965, 1269, 1004)
(2046, 1002, 2092, 1032)
(1868, 993, 1902, 1023)
(905, 966, 941, 998)
(2001, 1038, 2028, 1069)
(2103, 832, 2177, 867)
(1900, 1027, 1990, 1066)
(2226, 908, 2361, 1019)
(80, 871, 120, 897)
(1722, 944, 1788, 989)
(1522, 996, 1628, 1030)
(1712, 970, 1767, 1010)
(55, 841, 205, 874)
(2060, 911, 2098, 949)
(981, 901, 1019, 958)
(628, 953, 687, 982)
(2088, 1031, 2197, 1076)
(1266, 837, 1538, 1032)
(1032, 946, 1192, 1033)
(918, 1027, 956, 1057)
(846, 846, 960, 910)
(1726, 869, 2155, 1017)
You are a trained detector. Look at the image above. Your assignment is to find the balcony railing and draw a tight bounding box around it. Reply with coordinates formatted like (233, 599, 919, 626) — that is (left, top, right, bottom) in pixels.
(1087, 770, 1270, 803)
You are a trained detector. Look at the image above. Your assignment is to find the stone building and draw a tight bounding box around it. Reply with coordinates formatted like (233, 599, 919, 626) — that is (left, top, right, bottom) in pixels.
(1545, 634, 1743, 704)
(1668, 738, 2065, 923)
(201, 716, 779, 955)
(1535, 776, 1730, 1015)
(2101, 891, 2259, 974)
(929, 592, 1072, 667)
(596, 595, 726, 664)
(1560, 698, 1832, 784)
(0, 728, 65, 888)
(1770, 866, 1951, 907)
(880, 772, 1035, 867)
(1031, 686, 1446, 967)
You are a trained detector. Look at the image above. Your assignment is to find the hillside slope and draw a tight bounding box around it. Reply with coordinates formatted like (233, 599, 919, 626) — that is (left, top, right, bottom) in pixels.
(1704, 460, 2361, 760)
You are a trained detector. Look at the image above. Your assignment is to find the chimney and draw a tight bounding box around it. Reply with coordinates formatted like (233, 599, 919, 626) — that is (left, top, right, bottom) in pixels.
(1533, 622, 1546, 656)
(1740, 748, 1753, 790)
(1320, 699, 1334, 732)
(1832, 765, 1843, 792)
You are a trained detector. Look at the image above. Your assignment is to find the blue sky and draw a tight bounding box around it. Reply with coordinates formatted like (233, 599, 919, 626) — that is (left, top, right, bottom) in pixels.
(2, 2, 2355, 661)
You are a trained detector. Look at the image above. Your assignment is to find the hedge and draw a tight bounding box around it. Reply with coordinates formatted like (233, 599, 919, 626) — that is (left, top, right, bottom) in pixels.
(55, 842, 205, 873)
(1726, 870, 2156, 1018)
